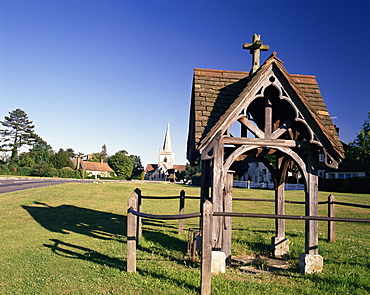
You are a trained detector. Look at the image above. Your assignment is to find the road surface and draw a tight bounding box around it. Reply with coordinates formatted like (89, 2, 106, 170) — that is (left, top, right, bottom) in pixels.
(0, 177, 88, 194)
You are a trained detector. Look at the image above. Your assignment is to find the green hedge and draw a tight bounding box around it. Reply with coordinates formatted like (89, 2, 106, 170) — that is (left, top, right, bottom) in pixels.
(319, 177, 370, 193)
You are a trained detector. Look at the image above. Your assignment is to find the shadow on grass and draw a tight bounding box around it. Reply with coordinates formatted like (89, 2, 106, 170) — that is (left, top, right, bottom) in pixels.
(22, 202, 126, 240)
(44, 239, 126, 271)
(44, 239, 199, 293)
(139, 229, 188, 255)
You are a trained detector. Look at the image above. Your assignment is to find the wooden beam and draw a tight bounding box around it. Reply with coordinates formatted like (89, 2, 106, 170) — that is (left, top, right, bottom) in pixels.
(265, 97, 272, 138)
(221, 137, 310, 148)
(271, 120, 294, 139)
(238, 117, 265, 139)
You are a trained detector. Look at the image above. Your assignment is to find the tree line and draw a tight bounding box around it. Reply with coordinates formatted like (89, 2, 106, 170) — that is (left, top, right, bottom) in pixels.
(0, 109, 143, 179)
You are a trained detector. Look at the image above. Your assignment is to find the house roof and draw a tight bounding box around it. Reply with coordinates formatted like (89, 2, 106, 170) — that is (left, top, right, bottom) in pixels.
(145, 163, 186, 172)
(71, 159, 115, 173)
(173, 164, 186, 171)
(187, 52, 344, 164)
(145, 164, 158, 172)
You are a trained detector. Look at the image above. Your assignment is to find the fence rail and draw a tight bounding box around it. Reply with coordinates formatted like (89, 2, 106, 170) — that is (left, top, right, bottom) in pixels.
(136, 190, 369, 241)
(127, 190, 370, 294)
(128, 208, 201, 220)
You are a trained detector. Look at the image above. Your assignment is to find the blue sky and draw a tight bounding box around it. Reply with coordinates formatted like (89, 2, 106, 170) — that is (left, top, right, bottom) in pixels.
(1, 0, 369, 166)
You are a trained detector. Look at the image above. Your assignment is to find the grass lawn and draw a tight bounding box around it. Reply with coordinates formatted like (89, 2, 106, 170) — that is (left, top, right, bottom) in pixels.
(0, 181, 369, 294)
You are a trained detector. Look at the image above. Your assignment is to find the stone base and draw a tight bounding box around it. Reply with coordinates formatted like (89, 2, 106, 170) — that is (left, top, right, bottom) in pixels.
(211, 251, 226, 274)
(271, 236, 289, 257)
(299, 254, 323, 274)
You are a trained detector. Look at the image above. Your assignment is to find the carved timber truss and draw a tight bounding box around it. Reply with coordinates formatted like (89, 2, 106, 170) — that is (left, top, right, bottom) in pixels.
(187, 37, 344, 289)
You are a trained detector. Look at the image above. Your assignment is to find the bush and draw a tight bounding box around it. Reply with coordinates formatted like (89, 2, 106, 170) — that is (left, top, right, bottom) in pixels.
(58, 167, 76, 178)
(0, 164, 9, 175)
(319, 177, 370, 193)
(31, 164, 57, 177)
(14, 167, 33, 176)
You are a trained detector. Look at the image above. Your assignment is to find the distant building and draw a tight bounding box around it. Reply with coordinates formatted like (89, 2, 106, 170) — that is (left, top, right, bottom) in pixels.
(71, 156, 115, 178)
(319, 157, 366, 179)
(144, 124, 186, 182)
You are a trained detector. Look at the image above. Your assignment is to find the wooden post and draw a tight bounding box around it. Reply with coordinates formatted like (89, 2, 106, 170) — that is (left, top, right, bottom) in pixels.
(135, 188, 142, 241)
(328, 194, 336, 242)
(305, 149, 319, 255)
(212, 142, 224, 250)
(275, 182, 285, 236)
(127, 191, 138, 273)
(222, 171, 233, 265)
(201, 200, 213, 295)
(178, 190, 185, 235)
(200, 159, 211, 230)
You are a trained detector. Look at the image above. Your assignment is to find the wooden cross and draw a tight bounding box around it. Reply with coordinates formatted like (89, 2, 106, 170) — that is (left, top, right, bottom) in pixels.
(243, 34, 270, 74)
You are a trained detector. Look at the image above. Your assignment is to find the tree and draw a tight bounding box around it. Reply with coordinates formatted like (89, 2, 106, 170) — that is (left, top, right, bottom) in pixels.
(66, 148, 77, 159)
(184, 159, 202, 184)
(28, 135, 53, 165)
(108, 150, 133, 179)
(347, 112, 370, 175)
(129, 154, 144, 179)
(89, 152, 103, 162)
(50, 149, 74, 169)
(0, 109, 36, 162)
(101, 144, 108, 162)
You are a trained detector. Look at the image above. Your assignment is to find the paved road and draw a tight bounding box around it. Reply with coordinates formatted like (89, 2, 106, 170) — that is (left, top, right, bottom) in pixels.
(0, 177, 88, 194)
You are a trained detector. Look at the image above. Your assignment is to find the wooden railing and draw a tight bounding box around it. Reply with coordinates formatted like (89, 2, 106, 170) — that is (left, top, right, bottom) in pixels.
(126, 190, 370, 294)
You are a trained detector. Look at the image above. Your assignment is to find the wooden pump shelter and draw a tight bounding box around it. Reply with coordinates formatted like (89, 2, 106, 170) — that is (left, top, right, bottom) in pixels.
(186, 35, 345, 275)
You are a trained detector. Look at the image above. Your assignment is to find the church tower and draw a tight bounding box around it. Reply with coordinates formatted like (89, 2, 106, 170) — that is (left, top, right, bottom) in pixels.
(158, 123, 175, 170)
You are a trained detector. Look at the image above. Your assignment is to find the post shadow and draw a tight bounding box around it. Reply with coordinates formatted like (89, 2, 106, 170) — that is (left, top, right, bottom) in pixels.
(22, 201, 127, 240)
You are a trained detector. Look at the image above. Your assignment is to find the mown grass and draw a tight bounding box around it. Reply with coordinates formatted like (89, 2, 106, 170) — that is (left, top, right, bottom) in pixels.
(0, 181, 369, 294)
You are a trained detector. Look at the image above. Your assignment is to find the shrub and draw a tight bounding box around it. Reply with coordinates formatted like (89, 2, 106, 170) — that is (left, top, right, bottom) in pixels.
(14, 167, 33, 176)
(319, 177, 370, 193)
(58, 167, 75, 178)
(31, 164, 56, 177)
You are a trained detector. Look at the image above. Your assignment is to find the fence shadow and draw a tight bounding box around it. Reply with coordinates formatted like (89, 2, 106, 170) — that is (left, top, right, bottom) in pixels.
(43, 239, 199, 292)
(22, 201, 126, 240)
(44, 239, 126, 271)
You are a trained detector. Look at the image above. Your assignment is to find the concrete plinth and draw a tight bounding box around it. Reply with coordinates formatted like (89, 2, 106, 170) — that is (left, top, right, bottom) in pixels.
(271, 237, 289, 257)
(299, 254, 323, 274)
(211, 251, 226, 274)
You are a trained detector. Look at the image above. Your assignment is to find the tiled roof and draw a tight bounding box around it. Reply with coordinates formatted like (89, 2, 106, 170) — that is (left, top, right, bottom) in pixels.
(145, 164, 158, 172)
(173, 164, 186, 171)
(145, 164, 185, 172)
(71, 159, 114, 172)
(187, 53, 344, 163)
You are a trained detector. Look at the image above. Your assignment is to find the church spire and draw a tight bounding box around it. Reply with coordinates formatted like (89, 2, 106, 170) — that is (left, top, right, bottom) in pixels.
(162, 123, 172, 152)
(158, 123, 175, 169)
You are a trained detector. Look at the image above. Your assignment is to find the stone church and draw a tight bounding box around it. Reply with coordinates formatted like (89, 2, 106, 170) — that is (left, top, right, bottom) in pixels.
(144, 124, 186, 182)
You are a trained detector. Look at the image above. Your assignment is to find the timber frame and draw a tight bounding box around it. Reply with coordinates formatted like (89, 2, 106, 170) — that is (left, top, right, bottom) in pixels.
(187, 51, 344, 275)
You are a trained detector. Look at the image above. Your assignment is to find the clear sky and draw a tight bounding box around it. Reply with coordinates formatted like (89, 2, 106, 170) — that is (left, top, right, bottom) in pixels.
(1, 0, 369, 166)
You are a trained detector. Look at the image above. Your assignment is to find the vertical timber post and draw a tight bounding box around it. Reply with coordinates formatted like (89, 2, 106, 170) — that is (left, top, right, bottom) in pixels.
(222, 170, 234, 265)
(201, 200, 213, 295)
(212, 142, 224, 250)
(299, 148, 323, 274)
(272, 157, 289, 257)
(127, 191, 138, 273)
(328, 194, 336, 242)
(135, 188, 142, 241)
(178, 190, 185, 235)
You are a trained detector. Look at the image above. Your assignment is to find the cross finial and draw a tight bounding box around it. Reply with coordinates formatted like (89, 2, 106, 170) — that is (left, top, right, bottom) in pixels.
(243, 34, 270, 74)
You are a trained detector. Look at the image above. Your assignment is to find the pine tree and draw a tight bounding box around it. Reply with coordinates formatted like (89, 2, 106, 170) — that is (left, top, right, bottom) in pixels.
(101, 144, 108, 162)
(0, 109, 36, 162)
(348, 112, 370, 175)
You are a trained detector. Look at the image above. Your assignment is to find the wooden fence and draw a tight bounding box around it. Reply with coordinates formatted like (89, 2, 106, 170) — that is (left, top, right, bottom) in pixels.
(127, 190, 370, 294)
(133, 190, 370, 243)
